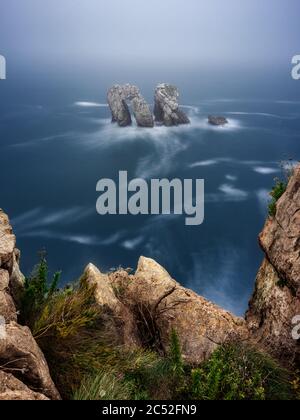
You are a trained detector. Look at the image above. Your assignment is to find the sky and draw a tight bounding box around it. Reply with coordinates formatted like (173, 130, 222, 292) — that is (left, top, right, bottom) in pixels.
(0, 0, 300, 70)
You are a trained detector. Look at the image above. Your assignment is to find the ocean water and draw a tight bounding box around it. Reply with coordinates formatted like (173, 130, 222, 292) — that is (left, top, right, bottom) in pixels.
(1, 68, 300, 316)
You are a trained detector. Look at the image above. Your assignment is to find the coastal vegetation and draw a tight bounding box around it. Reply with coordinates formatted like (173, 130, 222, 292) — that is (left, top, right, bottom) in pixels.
(19, 254, 298, 401)
(268, 160, 296, 217)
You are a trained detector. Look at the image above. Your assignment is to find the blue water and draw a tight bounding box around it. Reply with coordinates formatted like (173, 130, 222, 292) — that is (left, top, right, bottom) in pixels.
(1, 68, 300, 316)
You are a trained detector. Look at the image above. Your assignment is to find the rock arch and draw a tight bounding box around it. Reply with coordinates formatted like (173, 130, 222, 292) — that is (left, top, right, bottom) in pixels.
(107, 84, 154, 127)
(107, 83, 190, 127)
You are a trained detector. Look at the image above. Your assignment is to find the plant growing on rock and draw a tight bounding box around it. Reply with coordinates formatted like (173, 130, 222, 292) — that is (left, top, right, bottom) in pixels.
(268, 160, 297, 217)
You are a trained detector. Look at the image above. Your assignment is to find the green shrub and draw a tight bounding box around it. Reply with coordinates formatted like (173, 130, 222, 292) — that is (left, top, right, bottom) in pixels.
(268, 180, 287, 217)
(20, 251, 61, 327)
(20, 255, 297, 401)
(268, 160, 297, 217)
(187, 343, 294, 400)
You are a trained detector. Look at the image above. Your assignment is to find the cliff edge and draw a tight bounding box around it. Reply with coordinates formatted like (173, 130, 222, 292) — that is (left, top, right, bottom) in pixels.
(0, 165, 299, 399)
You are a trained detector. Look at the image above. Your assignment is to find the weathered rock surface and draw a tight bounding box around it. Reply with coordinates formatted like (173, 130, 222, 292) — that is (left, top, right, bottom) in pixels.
(108, 257, 248, 364)
(154, 84, 190, 126)
(246, 164, 300, 367)
(107, 84, 154, 127)
(0, 210, 15, 267)
(82, 263, 140, 347)
(246, 259, 300, 366)
(0, 371, 49, 400)
(259, 165, 300, 291)
(208, 115, 229, 126)
(0, 164, 299, 400)
(0, 209, 60, 400)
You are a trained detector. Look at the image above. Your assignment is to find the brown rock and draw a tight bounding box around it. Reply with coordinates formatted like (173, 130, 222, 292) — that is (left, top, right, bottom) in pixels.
(0, 322, 61, 399)
(110, 257, 249, 364)
(246, 258, 300, 366)
(0, 209, 60, 400)
(0, 371, 49, 400)
(0, 210, 15, 267)
(247, 165, 300, 367)
(259, 165, 300, 291)
(82, 263, 140, 347)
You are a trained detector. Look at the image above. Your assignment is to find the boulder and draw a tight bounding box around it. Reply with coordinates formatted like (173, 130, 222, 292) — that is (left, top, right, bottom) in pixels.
(109, 257, 249, 364)
(208, 115, 228, 126)
(154, 84, 190, 126)
(82, 263, 140, 347)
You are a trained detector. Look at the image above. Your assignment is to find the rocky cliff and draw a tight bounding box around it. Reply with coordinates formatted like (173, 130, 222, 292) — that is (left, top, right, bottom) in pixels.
(246, 164, 300, 367)
(0, 210, 60, 400)
(0, 165, 299, 399)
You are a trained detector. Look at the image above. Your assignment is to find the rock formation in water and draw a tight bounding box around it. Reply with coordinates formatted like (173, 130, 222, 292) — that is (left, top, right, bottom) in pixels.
(0, 164, 299, 399)
(0, 210, 61, 400)
(107, 83, 190, 128)
(154, 83, 190, 126)
(208, 115, 229, 126)
(107, 84, 154, 127)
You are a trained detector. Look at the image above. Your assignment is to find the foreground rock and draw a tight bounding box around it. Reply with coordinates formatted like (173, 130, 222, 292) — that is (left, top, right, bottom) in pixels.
(96, 257, 249, 364)
(208, 115, 228, 126)
(0, 371, 49, 400)
(154, 84, 190, 126)
(246, 165, 300, 367)
(259, 165, 300, 291)
(0, 209, 60, 400)
(107, 84, 154, 127)
(82, 263, 140, 347)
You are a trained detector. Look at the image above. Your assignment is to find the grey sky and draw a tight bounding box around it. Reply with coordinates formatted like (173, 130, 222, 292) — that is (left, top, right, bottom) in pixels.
(1, 0, 299, 68)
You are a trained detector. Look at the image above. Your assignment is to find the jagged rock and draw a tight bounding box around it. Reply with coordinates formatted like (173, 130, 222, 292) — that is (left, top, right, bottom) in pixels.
(208, 115, 228, 126)
(0, 371, 49, 400)
(0, 210, 15, 267)
(0, 322, 61, 400)
(0, 269, 17, 322)
(259, 165, 300, 291)
(246, 259, 300, 366)
(246, 164, 300, 367)
(0, 209, 60, 400)
(109, 257, 248, 364)
(154, 84, 190, 126)
(107, 84, 154, 127)
(82, 263, 140, 347)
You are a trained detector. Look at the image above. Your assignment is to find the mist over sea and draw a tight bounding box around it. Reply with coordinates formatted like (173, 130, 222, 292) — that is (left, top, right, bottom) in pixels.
(1, 64, 300, 315)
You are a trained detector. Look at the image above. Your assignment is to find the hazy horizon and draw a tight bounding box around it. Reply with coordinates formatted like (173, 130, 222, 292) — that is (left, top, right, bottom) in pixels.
(1, 0, 299, 68)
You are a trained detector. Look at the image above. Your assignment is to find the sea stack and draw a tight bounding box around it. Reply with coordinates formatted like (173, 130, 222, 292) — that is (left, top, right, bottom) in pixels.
(154, 83, 190, 126)
(107, 84, 154, 128)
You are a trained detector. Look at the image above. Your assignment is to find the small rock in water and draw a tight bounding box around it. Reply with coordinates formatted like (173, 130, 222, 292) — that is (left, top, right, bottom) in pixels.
(208, 115, 229, 126)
